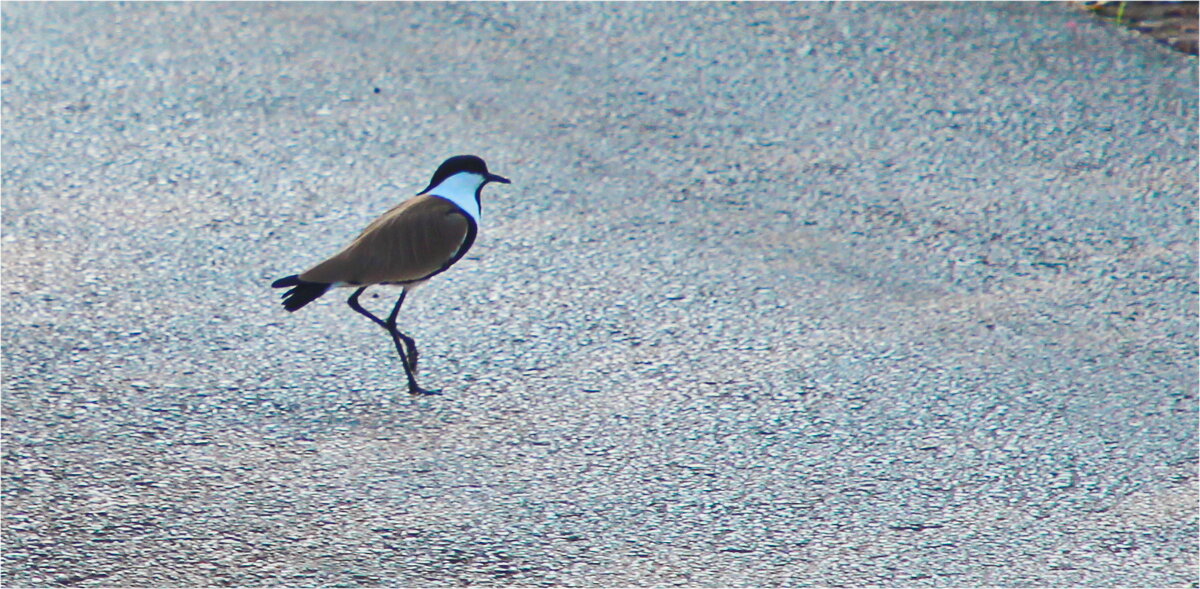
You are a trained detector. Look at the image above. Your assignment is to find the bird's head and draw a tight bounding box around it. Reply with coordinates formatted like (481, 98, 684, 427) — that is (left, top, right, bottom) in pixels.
(423, 155, 510, 195)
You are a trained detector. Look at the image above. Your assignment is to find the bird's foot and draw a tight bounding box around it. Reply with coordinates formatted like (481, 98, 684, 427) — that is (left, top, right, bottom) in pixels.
(408, 385, 440, 396)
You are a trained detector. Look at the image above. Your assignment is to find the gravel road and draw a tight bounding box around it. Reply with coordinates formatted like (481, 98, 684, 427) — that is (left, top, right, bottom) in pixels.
(2, 2, 1197, 587)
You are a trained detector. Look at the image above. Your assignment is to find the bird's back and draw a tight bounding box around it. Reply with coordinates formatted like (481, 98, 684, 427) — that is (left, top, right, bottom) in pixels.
(299, 194, 475, 286)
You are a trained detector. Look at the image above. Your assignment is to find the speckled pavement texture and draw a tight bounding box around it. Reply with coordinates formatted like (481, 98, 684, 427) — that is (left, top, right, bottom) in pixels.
(2, 2, 1197, 587)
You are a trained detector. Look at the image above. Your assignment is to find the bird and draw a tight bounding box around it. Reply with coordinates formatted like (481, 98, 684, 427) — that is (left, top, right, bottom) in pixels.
(271, 155, 510, 395)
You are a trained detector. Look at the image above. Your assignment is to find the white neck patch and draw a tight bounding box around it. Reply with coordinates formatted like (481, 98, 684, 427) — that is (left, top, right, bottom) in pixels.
(426, 172, 483, 222)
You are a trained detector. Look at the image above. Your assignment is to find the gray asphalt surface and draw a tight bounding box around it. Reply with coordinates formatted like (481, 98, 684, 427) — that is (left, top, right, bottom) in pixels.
(2, 2, 1197, 587)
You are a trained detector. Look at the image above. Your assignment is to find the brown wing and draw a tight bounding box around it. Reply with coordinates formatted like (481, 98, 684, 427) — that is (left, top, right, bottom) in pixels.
(299, 195, 472, 286)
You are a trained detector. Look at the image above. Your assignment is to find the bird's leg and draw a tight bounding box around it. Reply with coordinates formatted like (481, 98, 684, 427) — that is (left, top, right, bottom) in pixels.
(347, 287, 387, 328)
(384, 291, 435, 395)
(347, 287, 431, 396)
(384, 290, 420, 376)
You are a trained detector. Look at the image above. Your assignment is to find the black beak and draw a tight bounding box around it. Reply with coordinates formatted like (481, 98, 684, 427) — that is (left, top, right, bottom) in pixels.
(487, 173, 511, 184)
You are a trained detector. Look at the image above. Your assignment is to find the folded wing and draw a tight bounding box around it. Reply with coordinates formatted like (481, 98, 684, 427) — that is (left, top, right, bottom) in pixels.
(299, 195, 475, 286)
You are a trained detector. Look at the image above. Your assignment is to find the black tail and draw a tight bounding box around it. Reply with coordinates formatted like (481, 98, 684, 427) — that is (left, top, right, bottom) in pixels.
(271, 274, 330, 312)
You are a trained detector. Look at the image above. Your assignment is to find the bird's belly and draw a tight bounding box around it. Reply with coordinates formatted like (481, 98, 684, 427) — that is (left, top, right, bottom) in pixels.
(331, 279, 426, 290)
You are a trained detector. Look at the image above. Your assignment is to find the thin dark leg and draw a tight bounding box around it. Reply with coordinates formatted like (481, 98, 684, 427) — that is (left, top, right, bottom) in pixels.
(384, 290, 420, 375)
(347, 287, 386, 328)
(347, 287, 432, 395)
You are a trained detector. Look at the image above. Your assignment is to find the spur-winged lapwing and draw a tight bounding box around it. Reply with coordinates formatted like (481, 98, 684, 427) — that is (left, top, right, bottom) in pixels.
(272, 155, 510, 395)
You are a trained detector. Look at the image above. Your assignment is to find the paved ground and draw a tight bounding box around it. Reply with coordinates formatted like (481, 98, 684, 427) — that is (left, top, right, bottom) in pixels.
(2, 2, 1197, 587)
